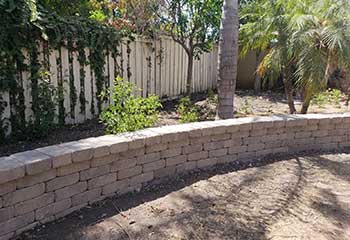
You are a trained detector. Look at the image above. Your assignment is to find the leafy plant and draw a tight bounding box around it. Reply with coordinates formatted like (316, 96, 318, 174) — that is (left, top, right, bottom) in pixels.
(207, 89, 217, 104)
(100, 77, 161, 134)
(312, 88, 344, 108)
(312, 92, 328, 108)
(10, 71, 58, 141)
(239, 98, 252, 115)
(328, 89, 343, 106)
(176, 96, 199, 123)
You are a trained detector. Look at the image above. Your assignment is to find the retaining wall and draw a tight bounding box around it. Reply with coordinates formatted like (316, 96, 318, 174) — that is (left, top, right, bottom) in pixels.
(1, 113, 350, 239)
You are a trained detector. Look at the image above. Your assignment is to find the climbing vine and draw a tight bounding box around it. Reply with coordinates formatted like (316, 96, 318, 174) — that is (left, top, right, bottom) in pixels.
(0, 0, 123, 142)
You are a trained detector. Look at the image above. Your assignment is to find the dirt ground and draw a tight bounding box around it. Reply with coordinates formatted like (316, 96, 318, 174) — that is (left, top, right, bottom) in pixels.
(19, 151, 350, 240)
(2, 90, 349, 157)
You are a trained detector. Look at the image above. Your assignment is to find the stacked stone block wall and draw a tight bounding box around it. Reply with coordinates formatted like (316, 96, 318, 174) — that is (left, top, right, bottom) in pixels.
(1, 114, 350, 239)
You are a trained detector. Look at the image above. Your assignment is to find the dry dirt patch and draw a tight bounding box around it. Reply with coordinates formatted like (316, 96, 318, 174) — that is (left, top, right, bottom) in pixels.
(19, 152, 350, 240)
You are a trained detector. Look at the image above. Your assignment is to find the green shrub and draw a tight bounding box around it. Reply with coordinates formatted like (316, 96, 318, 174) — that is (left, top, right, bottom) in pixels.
(177, 96, 199, 123)
(239, 98, 252, 115)
(312, 88, 344, 108)
(100, 77, 162, 134)
(207, 89, 217, 104)
(11, 71, 58, 141)
(312, 92, 328, 108)
(328, 89, 343, 106)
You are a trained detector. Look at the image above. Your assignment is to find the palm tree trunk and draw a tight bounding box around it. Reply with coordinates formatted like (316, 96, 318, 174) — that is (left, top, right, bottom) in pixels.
(301, 97, 312, 114)
(282, 65, 296, 114)
(217, 0, 239, 119)
(300, 87, 311, 114)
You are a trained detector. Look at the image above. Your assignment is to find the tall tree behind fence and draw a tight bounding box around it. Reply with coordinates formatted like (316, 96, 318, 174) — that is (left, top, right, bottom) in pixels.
(0, 36, 218, 134)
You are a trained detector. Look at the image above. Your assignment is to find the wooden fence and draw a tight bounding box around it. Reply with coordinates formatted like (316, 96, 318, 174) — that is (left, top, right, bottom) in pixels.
(0, 36, 218, 134)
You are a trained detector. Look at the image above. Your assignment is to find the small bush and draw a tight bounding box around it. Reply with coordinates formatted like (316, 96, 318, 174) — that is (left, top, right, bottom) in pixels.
(177, 96, 199, 123)
(100, 77, 162, 134)
(239, 98, 252, 115)
(207, 89, 217, 104)
(312, 88, 344, 108)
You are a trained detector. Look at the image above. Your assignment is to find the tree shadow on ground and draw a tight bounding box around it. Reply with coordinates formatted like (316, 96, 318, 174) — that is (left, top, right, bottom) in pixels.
(20, 151, 350, 240)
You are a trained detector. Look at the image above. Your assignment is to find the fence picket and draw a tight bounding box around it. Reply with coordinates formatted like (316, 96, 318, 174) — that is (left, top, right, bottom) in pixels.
(3, 36, 221, 136)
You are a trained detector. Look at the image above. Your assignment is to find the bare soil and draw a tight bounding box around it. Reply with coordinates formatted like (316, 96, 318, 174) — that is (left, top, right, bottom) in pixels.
(1, 90, 349, 157)
(18, 150, 350, 240)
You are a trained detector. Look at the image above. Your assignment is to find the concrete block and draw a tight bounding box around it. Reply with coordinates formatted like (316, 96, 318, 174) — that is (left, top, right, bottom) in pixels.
(14, 193, 54, 216)
(168, 139, 190, 149)
(143, 160, 165, 172)
(12, 150, 52, 176)
(197, 158, 218, 168)
(161, 148, 182, 158)
(80, 165, 110, 181)
(166, 155, 187, 167)
(111, 158, 137, 172)
(247, 143, 265, 152)
(190, 135, 211, 145)
(35, 199, 71, 221)
(129, 172, 154, 186)
(102, 179, 129, 195)
(188, 151, 209, 161)
(0, 157, 25, 185)
(17, 169, 56, 189)
(120, 148, 145, 158)
(217, 154, 238, 164)
(250, 129, 267, 137)
(176, 162, 197, 173)
(209, 148, 228, 158)
(46, 173, 79, 192)
(3, 184, 45, 207)
(54, 182, 87, 201)
(154, 166, 176, 179)
(36, 145, 72, 168)
(211, 134, 231, 142)
(118, 166, 142, 180)
(203, 141, 225, 151)
(0, 212, 34, 236)
(137, 152, 161, 165)
(62, 141, 93, 163)
(0, 207, 14, 223)
(146, 144, 167, 153)
(238, 151, 256, 160)
(228, 146, 248, 154)
(182, 144, 203, 155)
(57, 161, 90, 176)
(224, 138, 242, 147)
(71, 188, 101, 206)
(0, 182, 16, 197)
(88, 173, 116, 190)
(55, 203, 87, 220)
(91, 154, 117, 168)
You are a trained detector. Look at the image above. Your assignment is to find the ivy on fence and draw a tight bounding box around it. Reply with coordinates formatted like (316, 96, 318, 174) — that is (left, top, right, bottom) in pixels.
(0, 0, 123, 142)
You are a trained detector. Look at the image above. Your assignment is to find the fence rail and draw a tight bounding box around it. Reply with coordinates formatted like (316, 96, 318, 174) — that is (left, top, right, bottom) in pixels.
(0, 36, 218, 134)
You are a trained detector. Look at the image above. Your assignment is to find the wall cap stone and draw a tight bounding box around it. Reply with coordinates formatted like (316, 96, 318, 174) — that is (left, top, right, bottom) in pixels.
(1, 113, 350, 185)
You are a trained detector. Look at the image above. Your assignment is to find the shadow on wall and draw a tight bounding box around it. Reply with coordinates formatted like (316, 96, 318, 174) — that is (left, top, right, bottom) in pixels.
(21, 153, 312, 240)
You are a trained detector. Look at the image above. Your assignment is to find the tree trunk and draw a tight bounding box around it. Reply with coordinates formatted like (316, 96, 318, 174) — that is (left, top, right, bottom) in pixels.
(301, 94, 312, 114)
(186, 53, 194, 96)
(282, 65, 296, 114)
(217, 0, 239, 120)
(300, 87, 311, 114)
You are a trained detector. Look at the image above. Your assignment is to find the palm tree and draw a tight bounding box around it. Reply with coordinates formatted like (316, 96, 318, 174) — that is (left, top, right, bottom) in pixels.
(240, 0, 299, 114)
(290, 0, 350, 113)
(217, 0, 239, 119)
